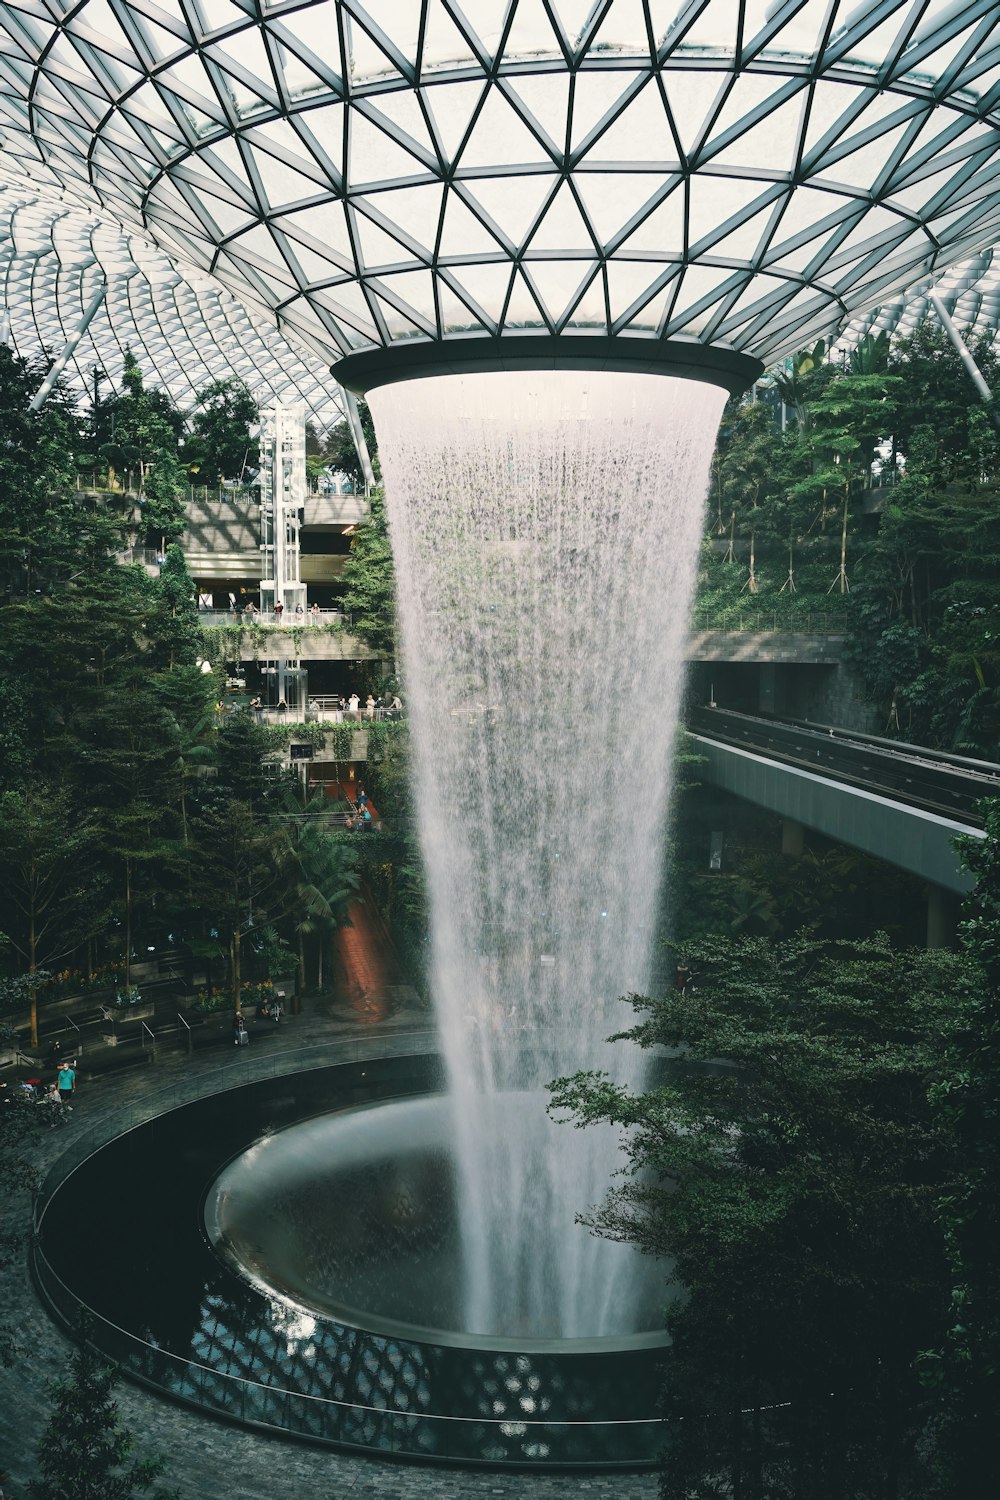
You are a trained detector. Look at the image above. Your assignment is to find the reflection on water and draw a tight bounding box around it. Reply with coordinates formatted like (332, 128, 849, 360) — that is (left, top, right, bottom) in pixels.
(36, 1063, 667, 1465)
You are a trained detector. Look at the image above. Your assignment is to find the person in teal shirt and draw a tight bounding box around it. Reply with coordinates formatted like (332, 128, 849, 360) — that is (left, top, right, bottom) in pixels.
(57, 1062, 75, 1104)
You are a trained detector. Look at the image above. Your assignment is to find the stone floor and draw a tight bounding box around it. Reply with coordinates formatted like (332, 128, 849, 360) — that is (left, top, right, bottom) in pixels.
(0, 999, 659, 1499)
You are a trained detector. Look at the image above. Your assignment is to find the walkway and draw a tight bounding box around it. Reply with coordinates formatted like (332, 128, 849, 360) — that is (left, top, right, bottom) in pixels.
(0, 998, 657, 1500)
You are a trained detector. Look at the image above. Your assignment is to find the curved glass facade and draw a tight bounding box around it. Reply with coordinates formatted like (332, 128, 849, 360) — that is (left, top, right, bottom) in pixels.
(1, 0, 999, 372)
(0, 185, 348, 424)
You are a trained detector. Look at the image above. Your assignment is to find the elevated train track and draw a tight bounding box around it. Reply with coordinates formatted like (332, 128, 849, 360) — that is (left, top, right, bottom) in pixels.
(687, 708, 1000, 829)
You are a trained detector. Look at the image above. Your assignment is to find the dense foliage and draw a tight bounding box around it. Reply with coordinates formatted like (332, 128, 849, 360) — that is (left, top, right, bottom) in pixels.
(27, 1325, 177, 1500)
(551, 928, 988, 1497)
(0, 352, 356, 1037)
(707, 323, 1000, 755)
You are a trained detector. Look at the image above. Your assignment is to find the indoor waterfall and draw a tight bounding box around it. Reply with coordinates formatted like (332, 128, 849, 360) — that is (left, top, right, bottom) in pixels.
(369, 370, 726, 1339)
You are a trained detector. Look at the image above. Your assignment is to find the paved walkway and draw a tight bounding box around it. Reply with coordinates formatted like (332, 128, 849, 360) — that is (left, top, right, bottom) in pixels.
(0, 998, 658, 1500)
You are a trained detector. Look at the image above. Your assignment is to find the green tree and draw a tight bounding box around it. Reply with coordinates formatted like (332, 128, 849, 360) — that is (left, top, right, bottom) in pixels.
(551, 933, 975, 1498)
(338, 489, 396, 656)
(0, 789, 102, 1044)
(321, 398, 378, 490)
(183, 377, 258, 485)
(922, 800, 1000, 1493)
(28, 1326, 177, 1500)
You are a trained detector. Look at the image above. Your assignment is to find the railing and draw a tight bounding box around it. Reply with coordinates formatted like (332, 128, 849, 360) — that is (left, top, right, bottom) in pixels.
(31, 1252, 663, 1465)
(690, 609, 849, 634)
(30, 1029, 663, 1468)
(198, 608, 353, 628)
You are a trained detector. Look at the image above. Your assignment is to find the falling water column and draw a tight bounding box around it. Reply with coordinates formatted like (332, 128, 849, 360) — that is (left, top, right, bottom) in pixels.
(360, 361, 738, 1339)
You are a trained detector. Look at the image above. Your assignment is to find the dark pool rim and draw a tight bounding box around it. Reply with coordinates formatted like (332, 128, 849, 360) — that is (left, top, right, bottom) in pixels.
(30, 1037, 669, 1471)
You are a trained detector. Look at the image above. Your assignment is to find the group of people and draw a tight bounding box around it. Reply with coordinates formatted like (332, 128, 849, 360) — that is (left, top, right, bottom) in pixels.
(337, 692, 402, 721)
(5, 1049, 78, 1120)
(345, 785, 376, 832)
(241, 599, 325, 622)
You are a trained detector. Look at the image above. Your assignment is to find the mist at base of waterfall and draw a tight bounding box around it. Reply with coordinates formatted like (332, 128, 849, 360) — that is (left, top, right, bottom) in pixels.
(369, 370, 726, 1338)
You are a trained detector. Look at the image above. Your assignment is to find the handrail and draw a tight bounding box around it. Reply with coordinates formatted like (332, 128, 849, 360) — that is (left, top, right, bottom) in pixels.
(690, 609, 848, 634)
(140, 1021, 156, 1047)
(32, 1252, 662, 1434)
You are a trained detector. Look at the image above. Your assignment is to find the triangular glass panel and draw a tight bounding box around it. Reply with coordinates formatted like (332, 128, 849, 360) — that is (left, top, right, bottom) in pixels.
(353, 0, 421, 60)
(768, 184, 855, 249)
(819, 121, 913, 192)
(552, 0, 596, 51)
(282, 236, 343, 285)
(371, 292, 427, 340)
(688, 176, 774, 252)
(460, 0, 507, 58)
(197, 191, 256, 236)
(503, 73, 572, 156)
(606, 260, 667, 324)
(616, 185, 685, 255)
(295, 102, 346, 174)
(364, 182, 443, 253)
(450, 260, 514, 322)
(421, 0, 479, 70)
(800, 77, 860, 165)
(422, 79, 488, 164)
(344, 13, 406, 86)
(247, 145, 322, 209)
(352, 209, 414, 269)
(709, 91, 806, 172)
(584, 0, 650, 54)
(349, 109, 425, 185)
(575, 173, 663, 251)
(754, 0, 833, 66)
(366, 89, 437, 161)
(271, 38, 330, 100)
(581, 80, 677, 165)
(436, 274, 490, 335)
(673, 0, 740, 55)
(563, 265, 606, 327)
(370, 267, 437, 327)
(661, 70, 724, 158)
(714, 271, 797, 335)
(460, 83, 552, 170)
(666, 263, 741, 328)
(704, 201, 780, 262)
(620, 274, 683, 334)
(503, 266, 549, 330)
(570, 72, 642, 155)
(524, 179, 595, 252)
(498, 0, 562, 64)
(525, 259, 600, 326)
(279, 201, 355, 262)
(311, 278, 378, 334)
(706, 72, 801, 156)
(193, 0, 246, 35)
(466, 173, 557, 249)
(438, 188, 504, 257)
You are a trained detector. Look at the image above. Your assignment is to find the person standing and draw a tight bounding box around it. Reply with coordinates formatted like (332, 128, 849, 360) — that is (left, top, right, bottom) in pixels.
(273, 599, 283, 621)
(57, 1060, 76, 1105)
(310, 602, 321, 625)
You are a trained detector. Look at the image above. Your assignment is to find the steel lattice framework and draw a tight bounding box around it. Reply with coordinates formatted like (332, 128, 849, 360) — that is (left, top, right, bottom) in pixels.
(0, 185, 349, 424)
(2, 0, 1000, 372)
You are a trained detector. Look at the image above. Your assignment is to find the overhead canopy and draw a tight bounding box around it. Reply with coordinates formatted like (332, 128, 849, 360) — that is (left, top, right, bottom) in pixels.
(1, 1, 1000, 373)
(0, 185, 348, 427)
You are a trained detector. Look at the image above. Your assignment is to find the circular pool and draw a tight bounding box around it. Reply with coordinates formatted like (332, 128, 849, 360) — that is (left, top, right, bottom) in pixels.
(34, 1054, 670, 1467)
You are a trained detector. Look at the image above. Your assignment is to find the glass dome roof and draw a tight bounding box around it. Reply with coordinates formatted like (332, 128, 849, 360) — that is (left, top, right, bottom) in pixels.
(1, 1, 1000, 368)
(0, 184, 348, 425)
(836, 249, 1000, 352)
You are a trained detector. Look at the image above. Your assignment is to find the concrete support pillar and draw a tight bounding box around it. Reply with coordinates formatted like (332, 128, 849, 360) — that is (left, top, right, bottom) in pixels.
(926, 883, 960, 949)
(781, 817, 805, 856)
